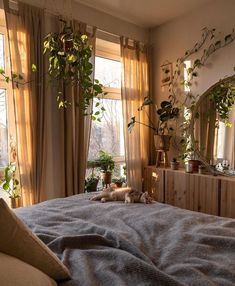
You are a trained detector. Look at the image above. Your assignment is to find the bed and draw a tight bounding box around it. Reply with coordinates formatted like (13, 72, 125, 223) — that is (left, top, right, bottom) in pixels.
(3, 193, 235, 285)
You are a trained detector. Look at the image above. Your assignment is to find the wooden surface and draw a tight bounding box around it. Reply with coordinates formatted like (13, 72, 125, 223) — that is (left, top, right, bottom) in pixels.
(187, 174, 219, 215)
(165, 169, 189, 209)
(144, 166, 235, 217)
(220, 179, 235, 218)
(144, 166, 164, 202)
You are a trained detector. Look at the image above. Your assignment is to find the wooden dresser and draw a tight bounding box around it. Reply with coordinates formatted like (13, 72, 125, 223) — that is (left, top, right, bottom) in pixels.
(144, 166, 235, 218)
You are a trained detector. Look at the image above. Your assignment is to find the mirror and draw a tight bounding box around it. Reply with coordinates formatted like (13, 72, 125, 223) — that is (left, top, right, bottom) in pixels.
(190, 75, 235, 175)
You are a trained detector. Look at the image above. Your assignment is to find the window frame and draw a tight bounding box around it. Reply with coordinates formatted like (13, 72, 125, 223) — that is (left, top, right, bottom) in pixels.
(0, 21, 14, 169)
(91, 41, 125, 168)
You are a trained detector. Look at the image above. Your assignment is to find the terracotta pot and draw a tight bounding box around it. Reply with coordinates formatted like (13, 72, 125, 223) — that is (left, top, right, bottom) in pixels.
(154, 135, 171, 151)
(188, 160, 201, 173)
(10, 197, 21, 209)
(115, 182, 123, 188)
(101, 171, 112, 185)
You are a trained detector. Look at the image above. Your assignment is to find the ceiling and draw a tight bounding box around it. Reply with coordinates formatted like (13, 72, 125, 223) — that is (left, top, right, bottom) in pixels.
(75, 0, 213, 28)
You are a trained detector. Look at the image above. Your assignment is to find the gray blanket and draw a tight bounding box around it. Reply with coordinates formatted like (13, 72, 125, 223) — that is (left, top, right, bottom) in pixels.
(15, 193, 235, 286)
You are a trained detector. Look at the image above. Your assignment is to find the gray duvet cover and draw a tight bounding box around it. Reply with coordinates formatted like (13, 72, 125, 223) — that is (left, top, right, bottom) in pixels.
(15, 193, 235, 286)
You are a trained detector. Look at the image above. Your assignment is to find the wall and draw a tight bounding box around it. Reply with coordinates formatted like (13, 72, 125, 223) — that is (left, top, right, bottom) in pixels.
(20, 0, 149, 43)
(150, 0, 235, 106)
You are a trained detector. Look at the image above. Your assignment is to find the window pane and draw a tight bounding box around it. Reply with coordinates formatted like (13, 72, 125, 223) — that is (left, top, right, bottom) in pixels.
(0, 89, 8, 166)
(88, 98, 124, 160)
(0, 34, 5, 70)
(95, 56, 121, 88)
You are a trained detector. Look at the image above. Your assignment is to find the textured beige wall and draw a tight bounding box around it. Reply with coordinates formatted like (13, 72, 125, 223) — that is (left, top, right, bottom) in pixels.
(150, 0, 235, 106)
(20, 0, 149, 43)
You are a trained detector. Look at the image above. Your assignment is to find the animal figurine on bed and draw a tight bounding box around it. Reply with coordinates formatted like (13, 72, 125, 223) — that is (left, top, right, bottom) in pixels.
(90, 187, 153, 204)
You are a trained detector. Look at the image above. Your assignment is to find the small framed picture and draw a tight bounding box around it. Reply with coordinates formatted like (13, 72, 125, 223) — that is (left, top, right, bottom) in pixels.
(160, 62, 172, 86)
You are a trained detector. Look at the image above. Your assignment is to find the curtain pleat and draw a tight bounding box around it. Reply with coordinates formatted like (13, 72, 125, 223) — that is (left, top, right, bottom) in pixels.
(4, 1, 95, 205)
(120, 37, 150, 191)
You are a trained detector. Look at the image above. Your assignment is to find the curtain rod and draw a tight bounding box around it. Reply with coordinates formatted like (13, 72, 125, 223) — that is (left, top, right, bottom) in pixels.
(8, 0, 146, 44)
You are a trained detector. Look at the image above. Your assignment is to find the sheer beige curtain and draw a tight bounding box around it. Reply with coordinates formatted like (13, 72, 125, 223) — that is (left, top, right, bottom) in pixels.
(120, 37, 150, 191)
(4, 0, 45, 205)
(4, 1, 95, 205)
(59, 21, 96, 198)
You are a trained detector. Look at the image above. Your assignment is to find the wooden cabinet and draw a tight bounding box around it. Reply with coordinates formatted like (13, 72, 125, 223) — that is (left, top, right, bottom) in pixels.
(144, 166, 235, 218)
(220, 178, 235, 218)
(165, 170, 219, 215)
(165, 170, 189, 209)
(144, 166, 164, 202)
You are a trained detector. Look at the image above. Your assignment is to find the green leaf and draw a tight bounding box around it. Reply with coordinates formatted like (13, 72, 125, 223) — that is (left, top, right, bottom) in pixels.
(32, 64, 37, 72)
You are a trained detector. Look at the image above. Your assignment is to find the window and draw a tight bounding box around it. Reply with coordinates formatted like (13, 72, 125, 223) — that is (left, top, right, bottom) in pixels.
(0, 10, 13, 168)
(88, 39, 125, 177)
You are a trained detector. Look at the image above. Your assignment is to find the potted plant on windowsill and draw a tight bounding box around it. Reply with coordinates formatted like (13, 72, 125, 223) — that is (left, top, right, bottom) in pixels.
(0, 162, 21, 208)
(112, 177, 126, 188)
(85, 174, 99, 192)
(128, 97, 179, 151)
(95, 150, 115, 186)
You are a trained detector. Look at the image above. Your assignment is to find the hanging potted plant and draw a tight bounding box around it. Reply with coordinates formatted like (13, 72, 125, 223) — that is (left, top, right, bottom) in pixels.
(43, 20, 106, 119)
(128, 97, 179, 151)
(0, 162, 21, 208)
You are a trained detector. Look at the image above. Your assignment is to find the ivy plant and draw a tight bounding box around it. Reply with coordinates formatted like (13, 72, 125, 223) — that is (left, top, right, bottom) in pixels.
(165, 27, 235, 159)
(43, 20, 106, 120)
(0, 163, 20, 199)
(209, 79, 235, 125)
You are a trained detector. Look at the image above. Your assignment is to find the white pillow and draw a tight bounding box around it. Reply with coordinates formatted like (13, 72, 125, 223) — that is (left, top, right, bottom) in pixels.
(0, 198, 70, 281)
(0, 252, 57, 286)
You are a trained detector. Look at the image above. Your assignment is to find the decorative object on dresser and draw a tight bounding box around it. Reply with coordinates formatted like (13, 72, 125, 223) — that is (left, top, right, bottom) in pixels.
(144, 166, 235, 218)
(170, 158, 179, 170)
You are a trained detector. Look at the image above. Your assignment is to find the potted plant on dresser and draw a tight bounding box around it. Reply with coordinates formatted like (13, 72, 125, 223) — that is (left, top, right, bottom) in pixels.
(0, 162, 21, 208)
(128, 97, 179, 166)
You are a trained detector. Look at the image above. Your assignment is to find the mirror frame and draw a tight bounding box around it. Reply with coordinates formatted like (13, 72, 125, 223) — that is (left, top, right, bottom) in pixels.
(189, 74, 235, 175)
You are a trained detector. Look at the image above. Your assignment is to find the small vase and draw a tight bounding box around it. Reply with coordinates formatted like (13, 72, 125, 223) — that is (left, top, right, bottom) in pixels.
(170, 162, 179, 170)
(10, 197, 21, 208)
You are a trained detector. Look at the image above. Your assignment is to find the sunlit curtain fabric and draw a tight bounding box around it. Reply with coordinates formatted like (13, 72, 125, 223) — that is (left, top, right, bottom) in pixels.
(120, 37, 150, 191)
(4, 1, 45, 205)
(4, 0, 95, 205)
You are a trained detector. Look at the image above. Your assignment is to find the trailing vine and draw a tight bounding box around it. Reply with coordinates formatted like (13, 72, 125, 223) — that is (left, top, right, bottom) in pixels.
(165, 27, 235, 159)
(169, 27, 235, 108)
(43, 20, 106, 120)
